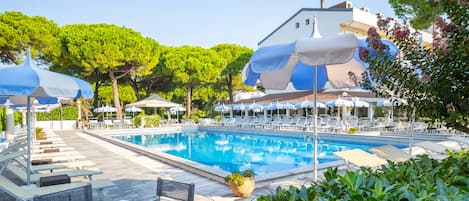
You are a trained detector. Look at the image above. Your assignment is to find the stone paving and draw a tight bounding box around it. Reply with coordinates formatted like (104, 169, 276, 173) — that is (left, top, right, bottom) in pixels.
(0, 129, 327, 201)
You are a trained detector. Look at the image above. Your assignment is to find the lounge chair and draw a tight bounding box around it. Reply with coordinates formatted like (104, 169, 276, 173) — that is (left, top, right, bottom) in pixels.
(6, 163, 103, 184)
(415, 141, 456, 155)
(333, 149, 387, 170)
(368, 145, 411, 162)
(32, 183, 92, 201)
(448, 136, 469, 146)
(156, 177, 195, 201)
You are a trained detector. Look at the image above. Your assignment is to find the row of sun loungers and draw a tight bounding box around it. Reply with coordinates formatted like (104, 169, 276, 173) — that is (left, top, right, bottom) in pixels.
(215, 115, 455, 135)
(0, 128, 115, 200)
(334, 136, 469, 170)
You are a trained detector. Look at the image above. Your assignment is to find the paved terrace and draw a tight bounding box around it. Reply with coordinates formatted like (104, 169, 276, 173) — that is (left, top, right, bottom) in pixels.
(1, 129, 327, 201)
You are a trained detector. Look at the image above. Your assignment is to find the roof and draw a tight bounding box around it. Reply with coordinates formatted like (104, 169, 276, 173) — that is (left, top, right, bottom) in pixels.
(233, 89, 378, 105)
(128, 94, 181, 108)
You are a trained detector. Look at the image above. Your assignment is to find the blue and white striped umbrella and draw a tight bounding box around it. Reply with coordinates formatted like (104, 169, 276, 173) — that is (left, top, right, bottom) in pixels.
(0, 49, 93, 185)
(241, 18, 398, 181)
(295, 99, 327, 109)
(214, 104, 232, 112)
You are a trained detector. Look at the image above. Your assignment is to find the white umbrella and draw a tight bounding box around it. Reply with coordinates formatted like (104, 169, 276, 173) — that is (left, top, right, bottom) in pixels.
(295, 99, 326, 117)
(214, 104, 232, 118)
(125, 106, 142, 113)
(351, 98, 369, 117)
(377, 98, 407, 120)
(170, 106, 185, 123)
(241, 17, 398, 181)
(233, 103, 248, 116)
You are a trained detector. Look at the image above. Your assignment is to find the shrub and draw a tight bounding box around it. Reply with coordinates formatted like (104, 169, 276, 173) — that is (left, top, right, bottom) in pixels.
(225, 169, 255, 186)
(257, 150, 469, 200)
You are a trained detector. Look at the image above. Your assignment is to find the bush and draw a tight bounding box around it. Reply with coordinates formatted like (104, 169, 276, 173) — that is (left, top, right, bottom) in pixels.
(257, 150, 469, 200)
(144, 114, 161, 127)
(36, 106, 78, 121)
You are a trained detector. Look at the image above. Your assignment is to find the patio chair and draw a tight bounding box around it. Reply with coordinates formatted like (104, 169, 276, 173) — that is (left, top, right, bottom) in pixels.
(156, 177, 195, 201)
(333, 149, 387, 170)
(368, 145, 412, 162)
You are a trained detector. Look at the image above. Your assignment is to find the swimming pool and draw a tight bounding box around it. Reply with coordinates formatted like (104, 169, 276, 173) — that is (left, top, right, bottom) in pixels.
(112, 130, 387, 175)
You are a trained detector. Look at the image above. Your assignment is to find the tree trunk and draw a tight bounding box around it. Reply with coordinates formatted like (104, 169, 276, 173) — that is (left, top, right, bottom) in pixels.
(108, 68, 123, 122)
(186, 85, 192, 117)
(129, 77, 141, 101)
(93, 82, 100, 109)
(228, 73, 234, 104)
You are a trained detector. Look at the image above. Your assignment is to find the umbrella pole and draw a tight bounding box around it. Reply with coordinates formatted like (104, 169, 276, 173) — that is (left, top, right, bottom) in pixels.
(409, 107, 416, 155)
(313, 65, 318, 182)
(26, 96, 32, 185)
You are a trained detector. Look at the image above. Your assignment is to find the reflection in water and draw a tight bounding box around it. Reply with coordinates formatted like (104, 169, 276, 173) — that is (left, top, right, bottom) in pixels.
(113, 131, 384, 175)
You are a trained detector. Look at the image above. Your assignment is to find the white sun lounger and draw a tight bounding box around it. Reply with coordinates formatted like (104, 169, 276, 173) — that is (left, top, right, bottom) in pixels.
(31, 154, 88, 164)
(0, 174, 115, 201)
(32, 146, 75, 153)
(448, 136, 469, 146)
(415, 141, 456, 154)
(333, 149, 387, 170)
(368, 145, 412, 162)
(6, 163, 103, 183)
(32, 151, 82, 158)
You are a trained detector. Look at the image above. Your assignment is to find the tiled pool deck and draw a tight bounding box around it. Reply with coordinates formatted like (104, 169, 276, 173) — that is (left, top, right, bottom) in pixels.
(0, 128, 337, 201)
(1, 126, 451, 201)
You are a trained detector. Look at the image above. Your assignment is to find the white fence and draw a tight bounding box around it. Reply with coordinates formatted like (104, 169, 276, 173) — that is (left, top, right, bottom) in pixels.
(35, 120, 77, 130)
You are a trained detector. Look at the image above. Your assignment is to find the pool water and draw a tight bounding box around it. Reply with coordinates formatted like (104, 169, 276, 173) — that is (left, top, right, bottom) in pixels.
(113, 131, 385, 175)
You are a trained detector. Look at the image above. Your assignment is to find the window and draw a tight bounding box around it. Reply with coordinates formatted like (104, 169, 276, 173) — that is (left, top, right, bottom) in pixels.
(295, 22, 300, 29)
(305, 19, 310, 25)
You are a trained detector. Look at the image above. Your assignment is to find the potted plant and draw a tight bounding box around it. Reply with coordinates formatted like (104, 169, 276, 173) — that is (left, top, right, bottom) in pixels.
(35, 127, 47, 140)
(348, 127, 358, 134)
(224, 169, 255, 197)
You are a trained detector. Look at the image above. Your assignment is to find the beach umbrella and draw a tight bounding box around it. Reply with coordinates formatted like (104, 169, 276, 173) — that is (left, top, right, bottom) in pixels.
(351, 98, 369, 117)
(170, 106, 185, 123)
(241, 18, 397, 181)
(377, 98, 407, 120)
(233, 103, 248, 116)
(0, 49, 93, 185)
(248, 102, 264, 113)
(93, 105, 117, 120)
(214, 104, 232, 119)
(326, 98, 354, 119)
(295, 99, 326, 117)
(125, 106, 142, 119)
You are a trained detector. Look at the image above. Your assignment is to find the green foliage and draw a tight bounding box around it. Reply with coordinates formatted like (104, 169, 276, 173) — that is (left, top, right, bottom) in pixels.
(258, 151, 469, 200)
(364, 0, 469, 133)
(163, 46, 226, 116)
(97, 85, 136, 106)
(0, 108, 5, 132)
(224, 169, 255, 186)
(0, 11, 60, 64)
(143, 114, 161, 127)
(36, 106, 78, 121)
(389, 0, 443, 30)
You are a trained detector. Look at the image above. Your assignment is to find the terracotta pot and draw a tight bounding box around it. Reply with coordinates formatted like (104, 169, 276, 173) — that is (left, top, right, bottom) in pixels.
(229, 177, 255, 197)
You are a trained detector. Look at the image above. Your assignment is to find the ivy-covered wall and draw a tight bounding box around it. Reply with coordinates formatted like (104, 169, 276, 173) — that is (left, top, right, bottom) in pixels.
(36, 106, 78, 121)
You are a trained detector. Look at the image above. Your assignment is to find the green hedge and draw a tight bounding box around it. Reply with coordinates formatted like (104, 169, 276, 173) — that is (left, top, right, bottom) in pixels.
(1, 108, 23, 131)
(258, 150, 469, 200)
(36, 106, 78, 121)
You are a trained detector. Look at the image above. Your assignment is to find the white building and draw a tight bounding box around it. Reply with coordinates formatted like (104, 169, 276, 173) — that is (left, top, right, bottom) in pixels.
(258, 1, 432, 47)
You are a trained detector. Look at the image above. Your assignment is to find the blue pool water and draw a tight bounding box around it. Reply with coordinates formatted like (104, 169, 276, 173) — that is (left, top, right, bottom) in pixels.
(113, 131, 386, 175)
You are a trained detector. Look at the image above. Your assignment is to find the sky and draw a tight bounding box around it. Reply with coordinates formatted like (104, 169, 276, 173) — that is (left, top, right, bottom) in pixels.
(0, 0, 396, 49)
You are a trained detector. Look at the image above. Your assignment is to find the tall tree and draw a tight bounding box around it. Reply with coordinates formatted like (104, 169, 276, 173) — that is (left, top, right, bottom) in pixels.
(211, 44, 253, 104)
(57, 24, 160, 121)
(0, 11, 59, 64)
(163, 46, 225, 116)
(389, 0, 443, 30)
(363, 0, 469, 132)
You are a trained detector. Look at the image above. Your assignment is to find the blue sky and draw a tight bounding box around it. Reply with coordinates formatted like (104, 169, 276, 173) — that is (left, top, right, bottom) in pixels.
(0, 0, 395, 49)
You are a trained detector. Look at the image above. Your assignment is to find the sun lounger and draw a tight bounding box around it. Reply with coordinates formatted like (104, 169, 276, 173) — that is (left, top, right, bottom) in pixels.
(448, 136, 469, 146)
(32, 151, 82, 158)
(6, 163, 103, 183)
(333, 149, 387, 169)
(156, 177, 195, 201)
(368, 145, 412, 162)
(13, 157, 68, 173)
(415, 141, 456, 154)
(32, 147, 75, 153)
(0, 174, 115, 201)
(31, 154, 87, 163)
